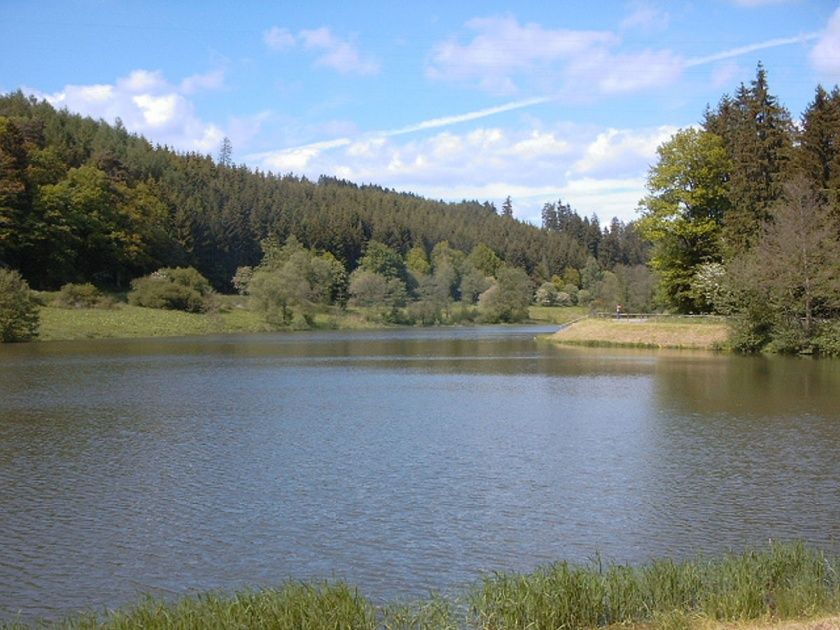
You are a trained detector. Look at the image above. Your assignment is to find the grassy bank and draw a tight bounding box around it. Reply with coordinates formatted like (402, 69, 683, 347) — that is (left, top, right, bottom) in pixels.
(35, 303, 387, 342)
(32, 301, 585, 343)
(550, 316, 731, 350)
(6, 543, 839, 629)
(528, 305, 588, 324)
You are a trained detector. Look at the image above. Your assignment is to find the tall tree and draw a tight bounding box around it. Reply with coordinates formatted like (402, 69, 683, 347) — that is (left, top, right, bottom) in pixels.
(796, 85, 840, 200)
(729, 178, 840, 345)
(501, 196, 513, 218)
(217, 137, 233, 167)
(541, 202, 559, 231)
(637, 128, 731, 312)
(704, 64, 794, 254)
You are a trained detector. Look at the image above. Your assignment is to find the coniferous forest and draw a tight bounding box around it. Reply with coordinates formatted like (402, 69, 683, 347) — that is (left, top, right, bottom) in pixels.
(2, 65, 840, 352)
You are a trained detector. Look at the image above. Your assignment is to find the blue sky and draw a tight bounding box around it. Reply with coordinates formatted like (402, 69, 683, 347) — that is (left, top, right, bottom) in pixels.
(3, 0, 839, 224)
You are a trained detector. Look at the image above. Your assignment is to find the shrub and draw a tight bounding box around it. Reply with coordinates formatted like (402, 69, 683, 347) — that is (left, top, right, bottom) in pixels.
(535, 282, 558, 306)
(0, 268, 39, 342)
(54, 283, 114, 309)
(128, 267, 212, 313)
(555, 291, 573, 307)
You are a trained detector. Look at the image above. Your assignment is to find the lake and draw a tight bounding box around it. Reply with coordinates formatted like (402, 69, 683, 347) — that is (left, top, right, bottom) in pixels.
(1, 326, 838, 622)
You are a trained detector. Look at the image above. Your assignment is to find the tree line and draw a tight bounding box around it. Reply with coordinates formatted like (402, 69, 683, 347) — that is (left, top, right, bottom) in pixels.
(639, 64, 840, 354)
(0, 91, 645, 301)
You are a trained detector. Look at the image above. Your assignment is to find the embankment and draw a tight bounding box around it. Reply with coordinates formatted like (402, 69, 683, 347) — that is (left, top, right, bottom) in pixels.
(551, 316, 730, 350)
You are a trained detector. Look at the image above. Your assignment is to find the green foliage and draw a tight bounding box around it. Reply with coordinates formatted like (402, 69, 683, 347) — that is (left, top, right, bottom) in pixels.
(795, 85, 840, 195)
(705, 64, 794, 253)
(535, 281, 558, 306)
(638, 128, 730, 312)
(348, 269, 407, 321)
(405, 244, 430, 276)
(0, 92, 647, 294)
(478, 266, 532, 323)
(471, 542, 840, 630)
(0, 268, 39, 341)
(813, 320, 840, 357)
(466, 242, 502, 278)
(457, 263, 490, 305)
(231, 265, 253, 295)
(579, 256, 602, 291)
(17, 542, 840, 629)
(128, 267, 212, 313)
(241, 237, 349, 327)
(358, 240, 407, 280)
(54, 282, 113, 309)
(727, 179, 840, 352)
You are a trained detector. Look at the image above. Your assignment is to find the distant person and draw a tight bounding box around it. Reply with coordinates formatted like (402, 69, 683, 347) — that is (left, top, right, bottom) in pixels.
(615, 304, 622, 319)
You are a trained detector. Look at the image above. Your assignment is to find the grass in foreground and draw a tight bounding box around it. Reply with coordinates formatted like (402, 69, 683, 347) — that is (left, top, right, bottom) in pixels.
(551, 316, 731, 350)
(6, 543, 839, 629)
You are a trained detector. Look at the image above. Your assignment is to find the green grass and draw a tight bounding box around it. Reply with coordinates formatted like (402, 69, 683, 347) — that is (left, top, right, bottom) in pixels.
(528, 305, 588, 324)
(37, 304, 273, 341)
(469, 543, 839, 629)
(7, 543, 839, 629)
(35, 302, 391, 341)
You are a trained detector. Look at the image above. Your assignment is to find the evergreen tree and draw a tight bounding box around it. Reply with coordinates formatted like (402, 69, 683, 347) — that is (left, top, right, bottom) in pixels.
(541, 202, 559, 231)
(796, 85, 840, 200)
(218, 137, 232, 167)
(501, 196, 513, 218)
(704, 64, 794, 254)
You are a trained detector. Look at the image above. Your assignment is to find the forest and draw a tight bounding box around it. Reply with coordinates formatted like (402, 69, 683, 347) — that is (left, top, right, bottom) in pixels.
(1, 64, 840, 352)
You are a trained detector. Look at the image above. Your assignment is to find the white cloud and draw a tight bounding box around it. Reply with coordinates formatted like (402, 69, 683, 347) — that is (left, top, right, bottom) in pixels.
(620, 2, 670, 32)
(811, 8, 840, 80)
(179, 68, 226, 94)
(730, 0, 793, 6)
(571, 126, 678, 178)
(264, 26, 296, 50)
(132, 93, 180, 127)
(245, 119, 677, 224)
(118, 69, 166, 93)
(426, 15, 616, 95)
(511, 131, 572, 157)
(263, 25, 379, 75)
(571, 49, 682, 94)
(427, 14, 818, 99)
(299, 27, 380, 75)
(26, 69, 231, 153)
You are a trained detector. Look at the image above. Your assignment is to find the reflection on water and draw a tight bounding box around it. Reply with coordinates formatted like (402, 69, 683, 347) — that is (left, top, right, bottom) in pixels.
(0, 327, 838, 621)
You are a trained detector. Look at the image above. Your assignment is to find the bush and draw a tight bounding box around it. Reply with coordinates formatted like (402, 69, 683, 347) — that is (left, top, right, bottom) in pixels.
(812, 321, 840, 357)
(128, 267, 212, 313)
(0, 268, 39, 342)
(54, 283, 114, 309)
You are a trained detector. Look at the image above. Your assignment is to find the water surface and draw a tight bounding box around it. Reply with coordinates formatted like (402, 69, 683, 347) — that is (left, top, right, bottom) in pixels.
(1, 326, 838, 621)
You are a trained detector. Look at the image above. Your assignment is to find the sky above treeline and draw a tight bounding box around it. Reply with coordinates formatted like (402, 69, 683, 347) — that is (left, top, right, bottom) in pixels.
(3, 1, 839, 225)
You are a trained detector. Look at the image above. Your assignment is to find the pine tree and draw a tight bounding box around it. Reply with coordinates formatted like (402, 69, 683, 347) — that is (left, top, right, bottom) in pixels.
(217, 137, 232, 168)
(796, 85, 840, 200)
(501, 196, 513, 218)
(541, 202, 559, 231)
(705, 64, 794, 254)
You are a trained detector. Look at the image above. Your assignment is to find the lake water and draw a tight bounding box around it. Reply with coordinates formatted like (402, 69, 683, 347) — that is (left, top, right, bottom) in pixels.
(1, 326, 839, 622)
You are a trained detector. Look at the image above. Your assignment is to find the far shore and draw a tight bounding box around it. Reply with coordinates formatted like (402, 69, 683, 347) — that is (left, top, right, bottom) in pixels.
(550, 315, 731, 350)
(24, 303, 586, 343)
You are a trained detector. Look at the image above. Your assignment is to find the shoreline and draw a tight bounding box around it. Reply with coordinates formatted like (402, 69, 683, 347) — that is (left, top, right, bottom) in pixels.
(550, 316, 731, 351)
(19, 304, 585, 343)
(5, 543, 837, 629)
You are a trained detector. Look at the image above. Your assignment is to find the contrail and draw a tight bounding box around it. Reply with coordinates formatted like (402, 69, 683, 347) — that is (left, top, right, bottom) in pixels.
(684, 32, 818, 68)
